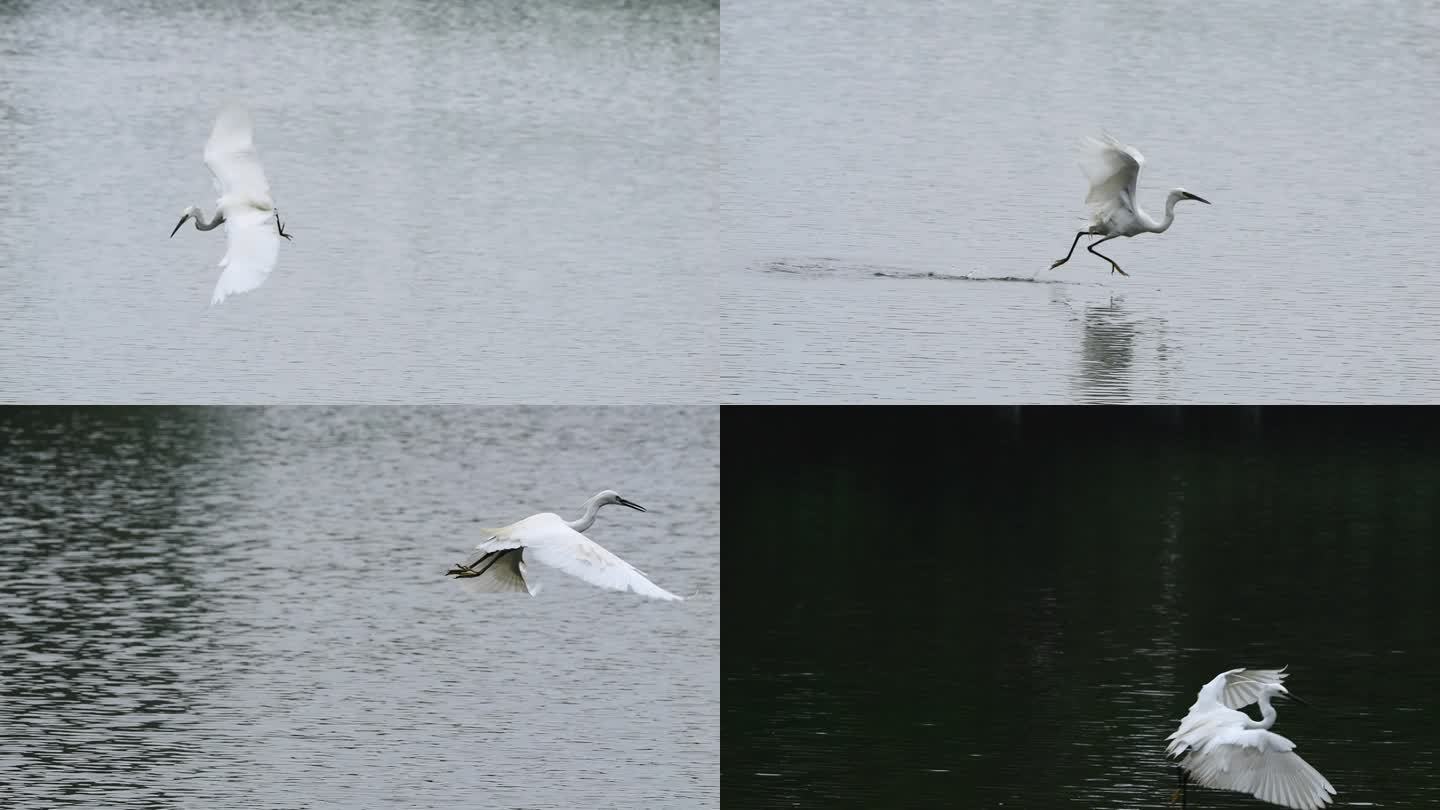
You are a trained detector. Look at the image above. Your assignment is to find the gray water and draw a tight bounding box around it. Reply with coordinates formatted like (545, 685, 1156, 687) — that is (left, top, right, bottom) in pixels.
(723, 408, 1440, 807)
(0, 0, 717, 403)
(721, 0, 1440, 403)
(0, 406, 718, 808)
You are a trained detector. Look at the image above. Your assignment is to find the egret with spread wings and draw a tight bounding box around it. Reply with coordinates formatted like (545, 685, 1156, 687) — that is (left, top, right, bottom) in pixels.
(170, 102, 292, 306)
(1048, 134, 1209, 277)
(1166, 667, 1335, 809)
(446, 490, 682, 601)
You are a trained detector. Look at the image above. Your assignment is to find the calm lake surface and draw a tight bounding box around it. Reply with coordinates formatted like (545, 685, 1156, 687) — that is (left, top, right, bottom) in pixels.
(0, 0, 717, 403)
(0, 406, 718, 808)
(721, 1, 1440, 402)
(724, 408, 1440, 807)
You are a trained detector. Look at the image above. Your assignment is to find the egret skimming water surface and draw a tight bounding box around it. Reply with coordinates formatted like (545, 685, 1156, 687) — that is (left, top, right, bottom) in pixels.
(170, 102, 291, 306)
(446, 490, 682, 600)
(1048, 134, 1210, 277)
(1166, 667, 1335, 809)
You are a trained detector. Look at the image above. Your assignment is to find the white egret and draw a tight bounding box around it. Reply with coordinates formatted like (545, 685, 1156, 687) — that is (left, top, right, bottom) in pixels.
(1048, 134, 1210, 277)
(446, 490, 682, 600)
(170, 102, 291, 306)
(1166, 667, 1335, 809)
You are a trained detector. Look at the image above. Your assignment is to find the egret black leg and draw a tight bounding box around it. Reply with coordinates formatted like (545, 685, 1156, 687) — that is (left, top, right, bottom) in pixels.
(275, 211, 293, 241)
(1086, 234, 1128, 276)
(447, 550, 497, 577)
(451, 549, 514, 579)
(1049, 230, 1093, 269)
(469, 549, 512, 579)
(1169, 766, 1188, 807)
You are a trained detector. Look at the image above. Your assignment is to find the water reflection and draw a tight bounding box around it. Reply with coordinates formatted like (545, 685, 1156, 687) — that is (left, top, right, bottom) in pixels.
(1076, 293, 1138, 399)
(1060, 290, 1183, 403)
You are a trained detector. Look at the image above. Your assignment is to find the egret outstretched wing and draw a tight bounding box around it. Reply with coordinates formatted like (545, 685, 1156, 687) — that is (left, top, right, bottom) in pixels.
(1168, 668, 1335, 809)
(1082, 134, 1144, 227)
(1184, 727, 1336, 810)
(211, 207, 279, 306)
(204, 103, 273, 203)
(448, 490, 681, 600)
(1168, 667, 1291, 757)
(173, 102, 286, 306)
(474, 513, 681, 600)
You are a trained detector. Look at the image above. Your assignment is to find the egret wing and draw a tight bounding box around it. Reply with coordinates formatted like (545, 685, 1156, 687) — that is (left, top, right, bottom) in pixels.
(1166, 705, 1239, 757)
(518, 514, 682, 601)
(1187, 667, 1289, 710)
(1216, 667, 1289, 709)
(1168, 668, 1290, 757)
(211, 207, 279, 306)
(204, 103, 274, 203)
(1185, 728, 1335, 810)
(1081, 134, 1144, 226)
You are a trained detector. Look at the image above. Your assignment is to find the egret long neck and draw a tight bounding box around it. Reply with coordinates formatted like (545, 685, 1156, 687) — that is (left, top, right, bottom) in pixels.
(565, 495, 604, 532)
(1244, 692, 1279, 730)
(193, 209, 225, 231)
(1149, 194, 1181, 233)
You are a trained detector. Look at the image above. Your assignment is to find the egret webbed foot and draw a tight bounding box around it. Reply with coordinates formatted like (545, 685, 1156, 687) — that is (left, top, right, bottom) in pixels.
(447, 562, 477, 578)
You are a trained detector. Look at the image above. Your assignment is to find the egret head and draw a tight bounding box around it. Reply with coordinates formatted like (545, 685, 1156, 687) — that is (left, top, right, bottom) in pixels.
(169, 206, 201, 238)
(1263, 682, 1310, 706)
(1172, 187, 1211, 205)
(596, 489, 646, 513)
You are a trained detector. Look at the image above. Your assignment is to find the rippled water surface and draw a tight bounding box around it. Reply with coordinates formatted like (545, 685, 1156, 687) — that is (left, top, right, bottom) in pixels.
(724, 408, 1440, 807)
(721, 1, 1440, 402)
(0, 406, 718, 808)
(0, 0, 717, 403)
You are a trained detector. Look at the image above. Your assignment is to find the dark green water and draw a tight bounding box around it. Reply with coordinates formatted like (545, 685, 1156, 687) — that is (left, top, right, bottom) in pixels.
(724, 408, 1440, 808)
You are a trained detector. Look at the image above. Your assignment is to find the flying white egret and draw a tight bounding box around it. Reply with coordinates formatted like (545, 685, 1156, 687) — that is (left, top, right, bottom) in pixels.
(1047, 134, 1210, 277)
(445, 490, 682, 600)
(170, 102, 292, 306)
(1166, 667, 1335, 809)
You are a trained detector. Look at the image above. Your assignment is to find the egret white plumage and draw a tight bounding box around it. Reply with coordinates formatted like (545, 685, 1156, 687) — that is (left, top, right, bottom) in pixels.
(1166, 667, 1335, 809)
(446, 490, 682, 600)
(170, 102, 292, 306)
(1048, 134, 1209, 277)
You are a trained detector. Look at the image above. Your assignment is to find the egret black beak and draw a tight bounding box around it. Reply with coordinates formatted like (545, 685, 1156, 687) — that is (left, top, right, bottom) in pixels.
(1186, 193, 1211, 205)
(616, 497, 646, 513)
(169, 215, 190, 238)
(1281, 691, 1311, 707)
